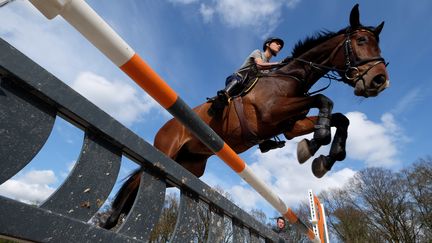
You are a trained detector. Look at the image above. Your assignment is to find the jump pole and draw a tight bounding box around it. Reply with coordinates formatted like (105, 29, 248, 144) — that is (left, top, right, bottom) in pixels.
(28, 0, 318, 241)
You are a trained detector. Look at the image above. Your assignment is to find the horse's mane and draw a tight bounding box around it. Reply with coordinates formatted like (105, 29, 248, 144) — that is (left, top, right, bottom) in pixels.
(291, 25, 378, 58)
(291, 28, 346, 58)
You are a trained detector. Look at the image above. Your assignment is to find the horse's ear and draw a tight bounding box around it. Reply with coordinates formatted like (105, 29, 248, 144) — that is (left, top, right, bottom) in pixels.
(374, 21, 385, 36)
(349, 4, 361, 28)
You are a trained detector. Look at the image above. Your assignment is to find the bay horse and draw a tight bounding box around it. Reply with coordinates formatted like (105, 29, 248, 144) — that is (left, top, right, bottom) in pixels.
(100, 4, 389, 229)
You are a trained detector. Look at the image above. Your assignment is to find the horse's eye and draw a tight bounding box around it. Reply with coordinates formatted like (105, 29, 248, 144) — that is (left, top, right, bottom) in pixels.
(357, 36, 368, 45)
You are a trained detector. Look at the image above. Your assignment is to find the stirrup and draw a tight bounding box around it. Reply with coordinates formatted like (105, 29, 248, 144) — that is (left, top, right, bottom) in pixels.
(258, 139, 285, 153)
(207, 96, 227, 117)
(216, 90, 230, 105)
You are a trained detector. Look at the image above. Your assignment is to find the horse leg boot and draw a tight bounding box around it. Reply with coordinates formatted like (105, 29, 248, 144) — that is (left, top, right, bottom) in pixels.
(329, 113, 349, 161)
(311, 113, 349, 178)
(313, 94, 333, 145)
(297, 95, 333, 164)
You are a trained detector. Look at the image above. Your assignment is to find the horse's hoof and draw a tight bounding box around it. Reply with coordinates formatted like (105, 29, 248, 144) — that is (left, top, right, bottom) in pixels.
(297, 139, 312, 164)
(312, 155, 329, 178)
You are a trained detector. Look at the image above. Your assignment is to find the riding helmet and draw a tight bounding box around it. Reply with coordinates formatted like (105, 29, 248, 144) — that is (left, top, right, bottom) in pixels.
(263, 37, 284, 51)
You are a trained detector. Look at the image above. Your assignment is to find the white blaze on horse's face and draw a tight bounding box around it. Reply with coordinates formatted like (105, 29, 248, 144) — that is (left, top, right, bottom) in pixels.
(349, 30, 390, 97)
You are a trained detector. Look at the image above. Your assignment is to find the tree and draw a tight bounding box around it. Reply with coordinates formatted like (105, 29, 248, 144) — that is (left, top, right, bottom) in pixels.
(403, 157, 432, 241)
(149, 193, 179, 242)
(352, 167, 417, 242)
(321, 189, 382, 242)
(249, 208, 268, 224)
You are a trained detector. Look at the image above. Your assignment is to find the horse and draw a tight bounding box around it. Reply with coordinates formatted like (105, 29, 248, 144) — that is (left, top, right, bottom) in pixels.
(100, 4, 390, 229)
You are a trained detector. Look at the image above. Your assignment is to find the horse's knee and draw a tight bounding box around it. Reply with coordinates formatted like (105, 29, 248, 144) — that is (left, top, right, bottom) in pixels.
(331, 113, 349, 128)
(314, 94, 333, 109)
(314, 128, 331, 145)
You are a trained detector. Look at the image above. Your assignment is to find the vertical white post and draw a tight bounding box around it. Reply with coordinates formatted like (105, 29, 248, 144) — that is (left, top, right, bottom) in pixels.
(321, 203, 330, 243)
(308, 189, 320, 239)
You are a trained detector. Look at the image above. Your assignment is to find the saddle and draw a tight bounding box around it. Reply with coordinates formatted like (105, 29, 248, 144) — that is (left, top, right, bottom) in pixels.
(231, 63, 260, 98)
(206, 76, 259, 117)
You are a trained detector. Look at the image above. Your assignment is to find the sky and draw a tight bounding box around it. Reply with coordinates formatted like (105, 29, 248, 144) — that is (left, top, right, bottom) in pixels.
(1, 0, 431, 220)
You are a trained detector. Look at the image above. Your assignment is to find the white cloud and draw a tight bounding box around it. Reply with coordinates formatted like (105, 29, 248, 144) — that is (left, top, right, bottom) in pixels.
(213, 0, 282, 29)
(168, 0, 198, 4)
(0, 170, 57, 204)
(346, 111, 402, 167)
(0, 1, 90, 81)
(71, 72, 161, 126)
(205, 138, 356, 211)
(230, 185, 261, 209)
(203, 111, 404, 211)
(391, 88, 422, 115)
(200, 4, 215, 23)
(242, 144, 356, 207)
(169, 0, 301, 36)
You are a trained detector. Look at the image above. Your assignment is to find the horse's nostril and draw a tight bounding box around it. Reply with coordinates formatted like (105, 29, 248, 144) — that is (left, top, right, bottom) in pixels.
(373, 74, 386, 85)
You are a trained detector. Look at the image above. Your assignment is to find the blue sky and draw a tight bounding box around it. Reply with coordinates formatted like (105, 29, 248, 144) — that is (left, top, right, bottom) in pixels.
(1, 0, 431, 219)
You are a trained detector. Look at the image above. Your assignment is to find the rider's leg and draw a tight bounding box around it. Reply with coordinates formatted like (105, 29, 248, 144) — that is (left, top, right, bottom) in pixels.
(217, 78, 240, 104)
(207, 78, 240, 117)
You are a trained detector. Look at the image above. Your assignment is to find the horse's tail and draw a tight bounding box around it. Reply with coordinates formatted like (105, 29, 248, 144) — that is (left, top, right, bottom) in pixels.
(98, 168, 143, 229)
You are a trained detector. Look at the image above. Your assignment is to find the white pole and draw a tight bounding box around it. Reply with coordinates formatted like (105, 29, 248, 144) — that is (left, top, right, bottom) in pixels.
(321, 203, 330, 243)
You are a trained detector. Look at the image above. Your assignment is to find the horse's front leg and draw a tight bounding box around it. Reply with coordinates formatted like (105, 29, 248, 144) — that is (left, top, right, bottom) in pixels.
(283, 116, 322, 164)
(312, 113, 349, 178)
(313, 94, 333, 145)
(294, 94, 333, 162)
(294, 112, 349, 162)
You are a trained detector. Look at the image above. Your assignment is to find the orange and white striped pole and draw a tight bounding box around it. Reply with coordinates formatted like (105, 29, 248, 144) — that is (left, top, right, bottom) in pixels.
(28, 1, 318, 241)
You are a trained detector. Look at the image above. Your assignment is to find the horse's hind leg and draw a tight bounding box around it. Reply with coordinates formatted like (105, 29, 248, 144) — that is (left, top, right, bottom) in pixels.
(312, 113, 350, 178)
(175, 150, 209, 178)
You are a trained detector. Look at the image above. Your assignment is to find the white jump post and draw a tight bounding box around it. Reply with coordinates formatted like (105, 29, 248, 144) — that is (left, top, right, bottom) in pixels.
(308, 189, 329, 243)
(27, 0, 319, 241)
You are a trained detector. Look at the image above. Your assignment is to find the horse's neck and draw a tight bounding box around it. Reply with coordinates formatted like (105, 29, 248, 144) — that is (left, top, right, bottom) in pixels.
(280, 35, 345, 91)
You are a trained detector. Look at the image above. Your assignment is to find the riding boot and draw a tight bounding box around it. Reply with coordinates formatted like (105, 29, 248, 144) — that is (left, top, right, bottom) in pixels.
(218, 79, 239, 105)
(258, 139, 286, 153)
(208, 80, 240, 117)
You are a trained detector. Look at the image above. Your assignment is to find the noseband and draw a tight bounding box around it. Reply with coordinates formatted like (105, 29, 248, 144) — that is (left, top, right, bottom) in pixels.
(342, 29, 387, 84)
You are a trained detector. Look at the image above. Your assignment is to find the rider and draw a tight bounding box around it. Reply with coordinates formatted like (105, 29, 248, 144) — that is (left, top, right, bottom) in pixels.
(215, 37, 287, 153)
(217, 37, 285, 104)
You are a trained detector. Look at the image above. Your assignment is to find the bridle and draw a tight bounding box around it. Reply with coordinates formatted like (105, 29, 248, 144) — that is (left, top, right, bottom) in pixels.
(291, 28, 388, 94)
(341, 29, 387, 83)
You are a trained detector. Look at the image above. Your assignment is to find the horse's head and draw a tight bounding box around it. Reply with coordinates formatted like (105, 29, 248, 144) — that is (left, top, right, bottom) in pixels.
(337, 4, 390, 97)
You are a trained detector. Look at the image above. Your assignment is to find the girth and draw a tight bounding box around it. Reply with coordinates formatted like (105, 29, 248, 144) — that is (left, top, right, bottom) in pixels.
(233, 97, 261, 146)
